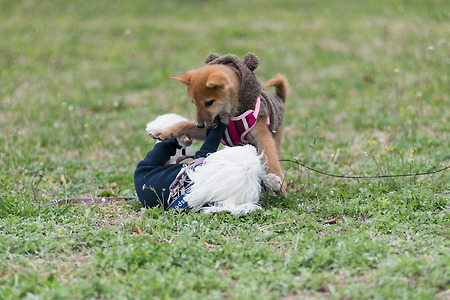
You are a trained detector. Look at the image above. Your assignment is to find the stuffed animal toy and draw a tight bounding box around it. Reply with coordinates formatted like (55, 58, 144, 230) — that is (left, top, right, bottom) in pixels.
(135, 114, 272, 214)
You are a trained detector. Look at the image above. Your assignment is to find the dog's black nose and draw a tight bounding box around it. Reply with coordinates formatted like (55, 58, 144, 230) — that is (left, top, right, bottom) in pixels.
(196, 122, 205, 128)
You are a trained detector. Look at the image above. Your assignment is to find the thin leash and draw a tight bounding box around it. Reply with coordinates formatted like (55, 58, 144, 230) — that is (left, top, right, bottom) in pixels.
(45, 161, 448, 207)
(280, 159, 450, 179)
(44, 196, 138, 207)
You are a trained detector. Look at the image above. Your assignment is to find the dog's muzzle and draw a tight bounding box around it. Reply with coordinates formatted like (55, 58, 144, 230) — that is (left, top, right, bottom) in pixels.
(196, 122, 206, 128)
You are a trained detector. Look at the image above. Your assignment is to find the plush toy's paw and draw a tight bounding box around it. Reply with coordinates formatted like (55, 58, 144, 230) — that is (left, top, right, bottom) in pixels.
(177, 136, 193, 147)
(264, 173, 282, 191)
(146, 114, 187, 135)
(146, 114, 193, 147)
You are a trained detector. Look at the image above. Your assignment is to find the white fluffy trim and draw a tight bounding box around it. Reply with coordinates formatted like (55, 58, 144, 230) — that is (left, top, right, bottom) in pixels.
(200, 202, 261, 215)
(145, 113, 187, 135)
(184, 145, 265, 214)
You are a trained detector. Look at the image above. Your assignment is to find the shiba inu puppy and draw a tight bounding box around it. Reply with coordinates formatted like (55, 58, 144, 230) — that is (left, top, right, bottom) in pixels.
(150, 53, 288, 194)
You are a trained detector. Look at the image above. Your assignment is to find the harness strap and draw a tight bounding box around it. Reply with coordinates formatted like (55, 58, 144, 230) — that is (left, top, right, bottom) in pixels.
(175, 154, 195, 164)
(253, 96, 261, 118)
(221, 96, 267, 147)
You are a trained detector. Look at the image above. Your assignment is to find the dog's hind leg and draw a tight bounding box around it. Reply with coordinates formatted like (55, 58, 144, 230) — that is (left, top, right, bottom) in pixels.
(253, 119, 287, 195)
(273, 125, 284, 159)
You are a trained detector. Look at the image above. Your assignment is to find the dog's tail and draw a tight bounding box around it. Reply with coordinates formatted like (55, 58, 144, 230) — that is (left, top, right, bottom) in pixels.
(264, 73, 288, 102)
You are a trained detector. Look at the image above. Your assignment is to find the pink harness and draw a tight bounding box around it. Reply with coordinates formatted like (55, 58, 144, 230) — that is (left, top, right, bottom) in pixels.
(221, 96, 270, 147)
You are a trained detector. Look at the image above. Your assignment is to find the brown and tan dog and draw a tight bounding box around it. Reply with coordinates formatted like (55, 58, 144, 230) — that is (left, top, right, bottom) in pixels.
(150, 53, 288, 194)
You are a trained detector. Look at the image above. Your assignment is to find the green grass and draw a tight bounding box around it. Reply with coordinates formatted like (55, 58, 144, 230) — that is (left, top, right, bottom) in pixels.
(0, 0, 449, 299)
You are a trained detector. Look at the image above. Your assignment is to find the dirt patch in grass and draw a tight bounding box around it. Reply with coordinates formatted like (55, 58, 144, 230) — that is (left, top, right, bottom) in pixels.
(280, 289, 330, 300)
(94, 201, 143, 229)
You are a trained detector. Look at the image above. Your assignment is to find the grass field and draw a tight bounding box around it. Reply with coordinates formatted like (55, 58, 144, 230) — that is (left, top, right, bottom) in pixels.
(0, 0, 449, 299)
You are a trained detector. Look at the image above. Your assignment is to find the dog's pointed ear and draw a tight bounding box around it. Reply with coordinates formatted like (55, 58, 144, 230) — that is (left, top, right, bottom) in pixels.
(171, 72, 192, 86)
(206, 71, 229, 89)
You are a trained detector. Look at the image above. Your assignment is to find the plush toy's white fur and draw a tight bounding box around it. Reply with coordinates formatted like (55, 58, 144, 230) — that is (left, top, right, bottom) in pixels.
(146, 113, 187, 135)
(185, 144, 265, 214)
(146, 114, 194, 164)
(146, 114, 282, 214)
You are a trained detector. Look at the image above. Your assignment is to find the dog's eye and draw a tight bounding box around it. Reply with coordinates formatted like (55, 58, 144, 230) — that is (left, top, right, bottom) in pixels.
(205, 100, 215, 108)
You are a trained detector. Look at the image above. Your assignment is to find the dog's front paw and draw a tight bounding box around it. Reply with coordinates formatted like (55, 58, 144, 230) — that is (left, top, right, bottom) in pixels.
(149, 128, 174, 141)
(150, 128, 192, 147)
